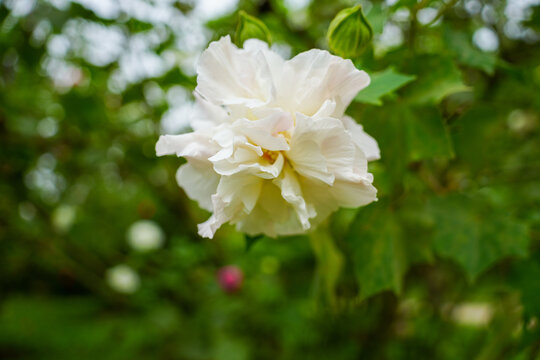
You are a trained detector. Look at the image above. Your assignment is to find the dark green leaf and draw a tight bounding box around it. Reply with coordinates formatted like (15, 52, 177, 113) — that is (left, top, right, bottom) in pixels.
(346, 202, 407, 299)
(403, 55, 469, 105)
(428, 193, 530, 282)
(406, 106, 454, 161)
(444, 29, 497, 75)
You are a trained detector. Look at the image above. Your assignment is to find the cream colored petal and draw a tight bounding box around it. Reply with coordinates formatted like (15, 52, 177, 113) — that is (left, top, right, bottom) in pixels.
(273, 164, 315, 230)
(176, 161, 219, 211)
(198, 195, 237, 239)
(236, 181, 300, 237)
(243, 39, 285, 88)
(300, 177, 340, 226)
(330, 179, 377, 208)
(287, 114, 346, 184)
(233, 116, 290, 151)
(196, 36, 274, 106)
(321, 131, 359, 182)
(342, 115, 381, 161)
(155, 133, 217, 160)
(197, 174, 263, 239)
(190, 93, 228, 131)
(216, 174, 263, 214)
(287, 139, 333, 184)
(278, 49, 370, 117)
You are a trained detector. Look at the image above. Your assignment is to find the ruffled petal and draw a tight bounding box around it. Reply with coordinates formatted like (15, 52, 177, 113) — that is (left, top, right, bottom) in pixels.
(273, 164, 315, 230)
(342, 115, 381, 161)
(277, 49, 370, 117)
(190, 93, 228, 131)
(155, 133, 218, 160)
(176, 162, 219, 211)
(196, 36, 276, 107)
(330, 179, 377, 208)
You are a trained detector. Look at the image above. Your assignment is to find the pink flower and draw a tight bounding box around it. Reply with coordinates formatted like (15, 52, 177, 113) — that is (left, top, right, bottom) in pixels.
(217, 265, 244, 293)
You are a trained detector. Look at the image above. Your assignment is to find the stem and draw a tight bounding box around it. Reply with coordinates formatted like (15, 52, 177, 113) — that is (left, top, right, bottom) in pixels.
(425, 0, 460, 27)
(309, 221, 344, 309)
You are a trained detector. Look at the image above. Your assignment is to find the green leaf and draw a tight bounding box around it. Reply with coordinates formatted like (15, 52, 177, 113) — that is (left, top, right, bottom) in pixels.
(444, 29, 497, 75)
(355, 67, 415, 106)
(428, 193, 530, 282)
(365, 4, 387, 35)
(510, 256, 540, 317)
(327, 5, 373, 59)
(346, 202, 407, 299)
(405, 106, 454, 161)
(235, 11, 272, 46)
(245, 234, 263, 252)
(403, 55, 470, 105)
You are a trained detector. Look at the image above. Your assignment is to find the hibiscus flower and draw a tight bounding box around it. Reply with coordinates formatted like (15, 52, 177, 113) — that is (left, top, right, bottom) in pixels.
(156, 36, 380, 239)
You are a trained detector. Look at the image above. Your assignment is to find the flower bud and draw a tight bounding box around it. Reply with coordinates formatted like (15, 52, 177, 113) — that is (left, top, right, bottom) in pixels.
(327, 5, 373, 58)
(236, 10, 272, 46)
(217, 265, 243, 293)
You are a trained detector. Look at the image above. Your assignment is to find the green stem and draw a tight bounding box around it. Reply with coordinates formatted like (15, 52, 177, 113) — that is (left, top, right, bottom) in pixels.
(309, 221, 344, 309)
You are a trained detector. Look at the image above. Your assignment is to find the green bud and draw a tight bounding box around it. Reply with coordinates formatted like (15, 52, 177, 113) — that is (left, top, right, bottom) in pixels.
(236, 11, 272, 47)
(327, 5, 373, 59)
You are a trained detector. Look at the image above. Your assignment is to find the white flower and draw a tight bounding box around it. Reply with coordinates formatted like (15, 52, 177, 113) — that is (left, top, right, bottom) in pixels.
(156, 36, 380, 239)
(127, 220, 165, 252)
(106, 264, 140, 294)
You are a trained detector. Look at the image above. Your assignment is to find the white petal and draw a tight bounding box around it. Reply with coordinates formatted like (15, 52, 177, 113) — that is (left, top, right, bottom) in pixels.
(330, 179, 378, 208)
(198, 195, 236, 239)
(287, 139, 333, 184)
(321, 131, 359, 182)
(197, 174, 263, 239)
(176, 161, 219, 211)
(196, 36, 274, 106)
(343, 116, 381, 161)
(190, 93, 228, 131)
(217, 174, 263, 214)
(232, 114, 291, 151)
(243, 38, 285, 84)
(278, 49, 370, 117)
(287, 114, 345, 184)
(155, 133, 217, 160)
(300, 177, 340, 226)
(273, 164, 315, 230)
(236, 181, 304, 237)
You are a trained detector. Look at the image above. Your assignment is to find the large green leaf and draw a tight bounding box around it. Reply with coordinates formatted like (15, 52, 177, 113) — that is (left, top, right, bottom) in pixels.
(444, 28, 497, 75)
(405, 106, 454, 161)
(403, 55, 469, 105)
(355, 67, 415, 105)
(428, 193, 530, 282)
(346, 202, 407, 299)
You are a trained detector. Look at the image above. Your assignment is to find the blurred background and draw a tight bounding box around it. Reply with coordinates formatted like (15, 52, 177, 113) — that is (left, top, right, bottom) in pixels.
(1, 0, 540, 359)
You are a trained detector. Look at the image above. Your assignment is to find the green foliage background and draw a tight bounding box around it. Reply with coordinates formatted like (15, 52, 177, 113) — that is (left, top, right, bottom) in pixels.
(1, 0, 540, 359)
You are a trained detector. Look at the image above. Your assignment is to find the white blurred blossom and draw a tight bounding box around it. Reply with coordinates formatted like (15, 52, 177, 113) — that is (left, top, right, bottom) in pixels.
(106, 265, 140, 294)
(452, 303, 494, 326)
(156, 36, 379, 239)
(127, 219, 165, 251)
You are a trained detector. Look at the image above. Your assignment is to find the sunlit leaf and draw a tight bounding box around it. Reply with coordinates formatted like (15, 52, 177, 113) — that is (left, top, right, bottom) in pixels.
(355, 67, 415, 105)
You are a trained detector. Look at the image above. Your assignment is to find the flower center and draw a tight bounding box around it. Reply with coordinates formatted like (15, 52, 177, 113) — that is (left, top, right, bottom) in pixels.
(262, 149, 280, 164)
